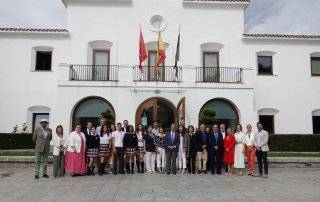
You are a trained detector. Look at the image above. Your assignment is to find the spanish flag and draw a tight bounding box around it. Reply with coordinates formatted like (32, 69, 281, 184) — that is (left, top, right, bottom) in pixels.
(155, 32, 166, 76)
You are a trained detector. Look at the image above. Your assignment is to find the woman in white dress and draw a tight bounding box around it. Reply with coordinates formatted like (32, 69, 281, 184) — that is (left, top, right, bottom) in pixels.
(234, 124, 245, 175)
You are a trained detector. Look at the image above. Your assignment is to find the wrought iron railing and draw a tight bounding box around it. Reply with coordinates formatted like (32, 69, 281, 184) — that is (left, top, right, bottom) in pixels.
(196, 67, 242, 83)
(132, 66, 182, 82)
(69, 65, 119, 81)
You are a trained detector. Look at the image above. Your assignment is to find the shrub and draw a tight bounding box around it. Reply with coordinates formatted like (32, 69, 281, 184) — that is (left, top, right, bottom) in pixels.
(0, 133, 34, 150)
(269, 134, 320, 152)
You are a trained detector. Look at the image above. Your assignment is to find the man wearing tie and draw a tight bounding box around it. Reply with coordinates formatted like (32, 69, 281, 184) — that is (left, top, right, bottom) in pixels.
(208, 124, 224, 175)
(165, 123, 180, 175)
(83, 121, 93, 174)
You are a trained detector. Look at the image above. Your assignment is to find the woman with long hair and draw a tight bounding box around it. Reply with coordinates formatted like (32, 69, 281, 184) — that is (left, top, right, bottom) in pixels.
(123, 125, 138, 174)
(52, 125, 67, 178)
(98, 125, 111, 175)
(155, 127, 166, 173)
(234, 124, 245, 175)
(223, 127, 236, 175)
(108, 123, 116, 174)
(86, 127, 100, 175)
(177, 124, 188, 174)
(186, 125, 197, 174)
(136, 123, 145, 173)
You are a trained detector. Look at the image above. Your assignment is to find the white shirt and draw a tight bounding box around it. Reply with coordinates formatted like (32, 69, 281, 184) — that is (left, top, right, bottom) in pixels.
(137, 131, 144, 147)
(100, 133, 111, 145)
(112, 130, 125, 147)
(152, 128, 160, 137)
(243, 132, 255, 147)
(221, 131, 226, 139)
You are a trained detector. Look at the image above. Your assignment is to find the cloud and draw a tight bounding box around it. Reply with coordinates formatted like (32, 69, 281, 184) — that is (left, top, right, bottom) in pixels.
(245, 0, 320, 34)
(0, 0, 319, 34)
(0, 0, 66, 28)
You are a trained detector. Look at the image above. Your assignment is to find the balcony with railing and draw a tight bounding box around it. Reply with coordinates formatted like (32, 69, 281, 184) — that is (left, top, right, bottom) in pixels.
(132, 66, 182, 82)
(59, 64, 249, 88)
(196, 67, 242, 83)
(69, 65, 119, 81)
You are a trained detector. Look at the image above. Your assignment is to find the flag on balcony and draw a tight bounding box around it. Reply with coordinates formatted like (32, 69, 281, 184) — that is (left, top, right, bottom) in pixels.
(139, 27, 148, 71)
(155, 32, 166, 77)
(174, 31, 180, 78)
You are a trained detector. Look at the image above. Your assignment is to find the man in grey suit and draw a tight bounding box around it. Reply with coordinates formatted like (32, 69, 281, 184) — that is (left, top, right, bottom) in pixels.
(32, 119, 52, 179)
(254, 122, 269, 178)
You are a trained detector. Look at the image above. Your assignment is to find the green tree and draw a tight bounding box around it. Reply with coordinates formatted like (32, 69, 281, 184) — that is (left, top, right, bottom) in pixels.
(100, 109, 115, 126)
(199, 108, 216, 125)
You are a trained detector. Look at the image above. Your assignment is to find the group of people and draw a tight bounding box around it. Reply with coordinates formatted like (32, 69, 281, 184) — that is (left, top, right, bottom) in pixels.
(32, 118, 269, 179)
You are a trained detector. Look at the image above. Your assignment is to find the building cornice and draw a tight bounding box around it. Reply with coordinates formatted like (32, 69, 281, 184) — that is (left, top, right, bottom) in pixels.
(0, 27, 69, 35)
(243, 33, 320, 41)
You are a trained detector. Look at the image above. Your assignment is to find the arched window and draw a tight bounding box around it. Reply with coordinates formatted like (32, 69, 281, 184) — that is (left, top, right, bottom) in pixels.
(72, 97, 115, 129)
(199, 98, 238, 130)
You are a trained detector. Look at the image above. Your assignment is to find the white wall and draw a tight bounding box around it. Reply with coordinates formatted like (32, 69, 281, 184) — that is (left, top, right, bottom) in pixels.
(0, 0, 319, 134)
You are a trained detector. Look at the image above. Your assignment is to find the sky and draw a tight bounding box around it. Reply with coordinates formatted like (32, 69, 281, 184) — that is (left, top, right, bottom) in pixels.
(0, 0, 319, 34)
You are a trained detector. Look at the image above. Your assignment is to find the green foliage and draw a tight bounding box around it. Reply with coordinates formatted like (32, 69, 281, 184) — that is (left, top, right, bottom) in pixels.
(0, 133, 319, 152)
(0, 133, 34, 150)
(269, 134, 320, 152)
(100, 109, 115, 126)
(199, 107, 216, 125)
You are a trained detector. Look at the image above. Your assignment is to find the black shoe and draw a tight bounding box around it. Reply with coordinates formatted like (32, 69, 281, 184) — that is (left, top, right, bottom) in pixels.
(192, 171, 196, 174)
(167, 171, 171, 175)
(113, 172, 118, 175)
(43, 174, 49, 178)
(202, 170, 207, 174)
(217, 172, 222, 175)
(172, 172, 177, 175)
(35, 175, 39, 179)
(211, 171, 215, 175)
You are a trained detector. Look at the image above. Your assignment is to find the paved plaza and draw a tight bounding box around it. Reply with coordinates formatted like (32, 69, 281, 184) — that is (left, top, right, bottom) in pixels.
(0, 166, 320, 202)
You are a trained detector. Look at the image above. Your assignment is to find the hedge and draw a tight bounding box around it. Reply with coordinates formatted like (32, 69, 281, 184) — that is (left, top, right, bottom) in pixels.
(0, 133, 34, 150)
(268, 134, 320, 152)
(0, 133, 319, 151)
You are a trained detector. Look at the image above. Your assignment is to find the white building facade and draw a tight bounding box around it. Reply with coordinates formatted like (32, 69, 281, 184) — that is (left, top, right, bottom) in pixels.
(0, 0, 320, 134)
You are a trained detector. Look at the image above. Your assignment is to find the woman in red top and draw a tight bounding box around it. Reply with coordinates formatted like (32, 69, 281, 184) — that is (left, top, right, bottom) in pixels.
(223, 127, 236, 175)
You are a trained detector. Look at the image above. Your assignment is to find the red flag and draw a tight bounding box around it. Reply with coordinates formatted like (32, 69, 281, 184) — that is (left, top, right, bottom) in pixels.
(139, 28, 148, 72)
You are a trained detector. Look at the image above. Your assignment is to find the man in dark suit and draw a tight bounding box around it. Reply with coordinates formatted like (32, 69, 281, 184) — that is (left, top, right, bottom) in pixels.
(208, 124, 224, 175)
(121, 120, 129, 133)
(165, 123, 180, 175)
(32, 119, 52, 179)
(82, 121, 93, 174)
(83, 121, 93, 139)
(195, 124, 208, 174)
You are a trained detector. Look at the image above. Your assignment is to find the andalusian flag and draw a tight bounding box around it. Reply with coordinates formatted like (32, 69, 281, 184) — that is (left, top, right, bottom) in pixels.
(155, 32, 166, 77)
(174, 31, 180, 78)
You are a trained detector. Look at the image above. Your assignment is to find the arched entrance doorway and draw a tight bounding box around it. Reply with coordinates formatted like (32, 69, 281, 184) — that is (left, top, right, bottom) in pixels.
(199, 98, 239, 130)
(72, 96, 115, 130)
(135, 97, 178, 131)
